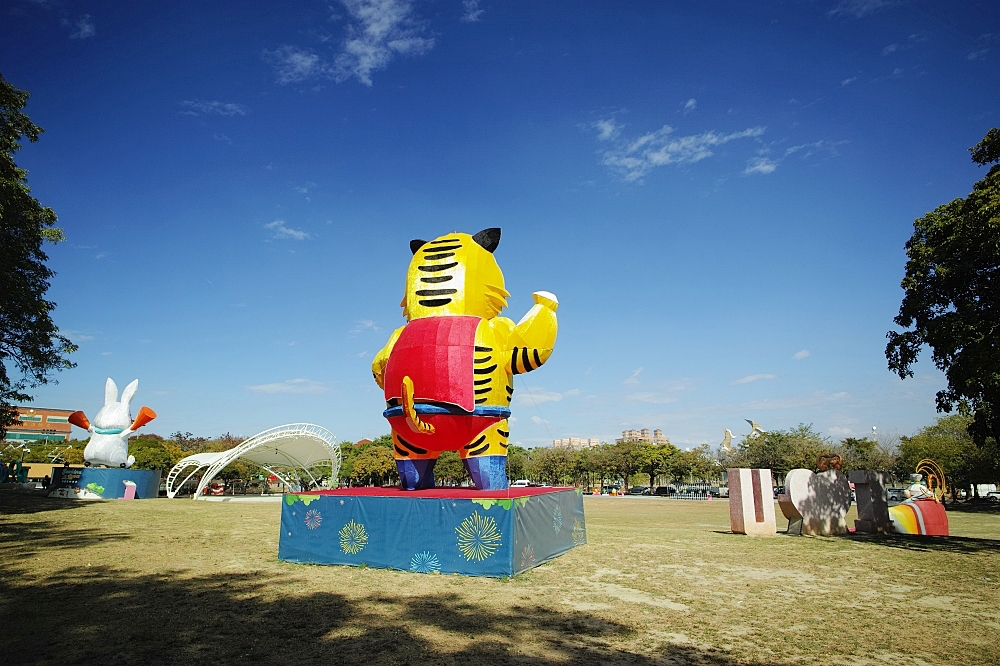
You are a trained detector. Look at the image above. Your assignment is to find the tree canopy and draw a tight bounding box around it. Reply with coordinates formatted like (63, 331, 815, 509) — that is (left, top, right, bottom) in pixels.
(886, 128, 1000, 447)
(0, 74, 75, 438)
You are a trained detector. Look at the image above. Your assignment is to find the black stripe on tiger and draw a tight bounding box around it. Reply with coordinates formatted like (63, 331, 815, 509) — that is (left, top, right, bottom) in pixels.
(475, 388, 491, 395)
(420, 275, 452, 283)
(496, 429, 509, 438)
(468, 443, 491, 456)
(475, 397, 488, 404)
(427, 238, 459, 245)
(474, 364, 497, 374)
(511, 347, 520, 375)
(417, 262, 458, 272)
(415, 288, 457, 296)
(396, 435, 428, 455)
(534, 349, 542, 367)
(423, 252, 455, 260)
(423, 244, 461, 252)
(475, 346, 493, 352)
(474, 355, 492, 364)
(418, 299, 452, 307)
(521, 347, 535, 372)
(394, 445, 409, 457)
(504, 385, 513, 394)
(474, 378, 491, 386)
(464, 434, 487, 450)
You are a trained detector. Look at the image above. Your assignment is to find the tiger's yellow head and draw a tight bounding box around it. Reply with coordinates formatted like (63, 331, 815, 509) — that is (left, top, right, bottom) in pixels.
(402, 228, 509, 320)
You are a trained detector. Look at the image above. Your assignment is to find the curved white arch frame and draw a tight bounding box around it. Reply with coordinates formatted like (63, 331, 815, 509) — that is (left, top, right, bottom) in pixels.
(165, 423, 341, 499)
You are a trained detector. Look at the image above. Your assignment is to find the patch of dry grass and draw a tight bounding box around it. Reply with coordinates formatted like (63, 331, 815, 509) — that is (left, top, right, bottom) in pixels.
(1, 493, 998, 665)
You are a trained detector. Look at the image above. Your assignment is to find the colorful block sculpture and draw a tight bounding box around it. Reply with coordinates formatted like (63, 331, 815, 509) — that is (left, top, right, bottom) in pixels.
(728, 468, 776, 535)
(278, 487, 586, 577)
(889, 499, 949, 536)
(69, 378, 157, 469)
(372, 228, 558, 490)
(779, 468, 852, 536)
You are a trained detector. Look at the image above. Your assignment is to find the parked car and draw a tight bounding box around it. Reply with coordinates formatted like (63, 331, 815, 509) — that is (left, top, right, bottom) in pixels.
(985, 491, 1000, 503)
(886, 488, 906, 502)
(602, 484, 622, 495)
(511, 479, 531, 487)
(773, 485, 786, 498)
(653, 486, 677, 496)
(628, 486, 650, 495)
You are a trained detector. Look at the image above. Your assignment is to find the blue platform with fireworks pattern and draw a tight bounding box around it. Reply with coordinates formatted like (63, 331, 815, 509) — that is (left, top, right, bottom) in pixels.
(278, 487, 586, 577)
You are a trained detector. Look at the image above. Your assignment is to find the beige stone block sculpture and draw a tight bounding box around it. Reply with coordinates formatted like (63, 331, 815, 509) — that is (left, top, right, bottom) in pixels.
(728, 468, 777, 536)
(783, 468, 851, 536)
(849, 469, 892, 534)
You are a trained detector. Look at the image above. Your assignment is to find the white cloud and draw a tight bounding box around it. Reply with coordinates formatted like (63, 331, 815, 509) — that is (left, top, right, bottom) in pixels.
(828, 426, 855, 437)
(513, 387, 580, 406)
(597, 122, 765, 182)
(264, 219, 310, 240)
(743, 156, 778, 175)
(64, 331, 95, 343)
(350, 319, 380, 334)
(531, 416, 550, 426)
(593, 118, 622, 142)
(626, 392, 678, 404)
(180, 100, 249, 116)
(247, 378, 328, 394)
(968, 49, 989, 61)
(461, 0, 485, 22)
(683, 98, 697, 113)
(264, 46, 326, 84)
(69, 15, 95, 39)
(732, 373, 777, 385)
(213, 133, 232, 144)
(828, 0, 897, 19)
(882, 43, 899, 56)
(793, 349, 811, 360)
(841, 76, 858, 86)
(740, 390, 850, 410)
(623, 367, 643, 385)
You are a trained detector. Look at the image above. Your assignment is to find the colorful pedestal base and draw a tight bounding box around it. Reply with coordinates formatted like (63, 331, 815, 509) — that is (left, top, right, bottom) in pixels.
(47, 467, 161, 500)
(278, 487, 587, 577)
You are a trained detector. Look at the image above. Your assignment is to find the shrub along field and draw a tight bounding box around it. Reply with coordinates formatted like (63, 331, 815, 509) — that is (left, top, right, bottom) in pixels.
(1, 493, 998, 665)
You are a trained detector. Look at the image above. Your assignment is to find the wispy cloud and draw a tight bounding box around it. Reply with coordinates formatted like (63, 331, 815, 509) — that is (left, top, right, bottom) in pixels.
(265, 0, 434, 87)
(744, 156, 778, 175)
(968, 48, 990, 61)
(461, 0, 485, 22)
(596, 122, 765, 182)
(745, 139, 845, 175)
(828, 426, 855, 437)
(841, 76, 858, 86)
(67, 15, 95, 39)
(180, 100, 249, 116)
(882, 43, 899, 56)
(247, 378, 328, 394)
(513, 387, 580, 406)
(350, 319, 380, 334)
(64, 331, 95, 343)
(793, 349, 811, 360)
(626, 392, 678, 404)
(623, 367, 643, 385)
(264, 219, 310, 240)
(531, 416, 550, 426)
(593, 118, 622, 142)
(732, 373, 777, 385)
(828, 0, 898, 19)
(740, 390, 849, 410)
(682, 98, 697, 114)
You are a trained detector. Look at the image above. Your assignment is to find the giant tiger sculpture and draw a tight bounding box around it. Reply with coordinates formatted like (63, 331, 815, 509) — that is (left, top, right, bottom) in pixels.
(372, 228, 558, 490)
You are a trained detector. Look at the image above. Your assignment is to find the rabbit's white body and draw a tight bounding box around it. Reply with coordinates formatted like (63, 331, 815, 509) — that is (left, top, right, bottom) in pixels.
(83, 378, 140, 468)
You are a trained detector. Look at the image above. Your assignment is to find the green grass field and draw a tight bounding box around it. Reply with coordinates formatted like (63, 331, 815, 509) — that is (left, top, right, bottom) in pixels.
(2, 492, 998, 665)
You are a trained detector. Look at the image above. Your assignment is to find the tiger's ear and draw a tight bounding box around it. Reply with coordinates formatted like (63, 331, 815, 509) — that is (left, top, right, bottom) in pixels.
(410, 239, 427, 254)
(472, 228, 501, 253)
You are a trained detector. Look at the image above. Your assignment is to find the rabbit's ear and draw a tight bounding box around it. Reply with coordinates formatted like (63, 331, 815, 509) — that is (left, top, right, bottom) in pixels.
(121, 379, 139, 405)
(105, 378, 119, 406)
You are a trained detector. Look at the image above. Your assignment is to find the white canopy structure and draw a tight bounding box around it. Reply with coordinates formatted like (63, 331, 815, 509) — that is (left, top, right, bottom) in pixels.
(165, 423, 340, 499)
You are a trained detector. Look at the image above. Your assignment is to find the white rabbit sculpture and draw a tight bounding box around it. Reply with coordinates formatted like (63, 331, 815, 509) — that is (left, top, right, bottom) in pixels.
(69, 378, 157, 468)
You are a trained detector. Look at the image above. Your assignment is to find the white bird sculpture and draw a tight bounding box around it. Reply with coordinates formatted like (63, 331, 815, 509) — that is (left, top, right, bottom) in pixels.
(745, 419, 767, 437)
(720, 429, 733, 451)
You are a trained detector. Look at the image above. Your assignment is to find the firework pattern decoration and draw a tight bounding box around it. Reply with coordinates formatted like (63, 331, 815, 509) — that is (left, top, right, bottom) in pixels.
(409, 551, 441, 574)
(553, 505, 563, 533)
(456, 510, 502, 561)
(304, 509, 322, 530)
(339, 519, 368, 554)
(573, 518, 586, 546)
(520, 545, 536, 569)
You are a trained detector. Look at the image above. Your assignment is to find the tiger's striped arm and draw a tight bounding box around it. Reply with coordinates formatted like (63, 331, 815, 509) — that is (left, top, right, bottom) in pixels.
(371, 326, 405, 390)
(506, 291, 558, 376)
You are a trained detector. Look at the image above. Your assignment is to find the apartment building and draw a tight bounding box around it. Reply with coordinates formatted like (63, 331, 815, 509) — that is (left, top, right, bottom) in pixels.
(5, 407, 74, 443)
(552, 437, 600, 449)
(615, 428, 670, 444)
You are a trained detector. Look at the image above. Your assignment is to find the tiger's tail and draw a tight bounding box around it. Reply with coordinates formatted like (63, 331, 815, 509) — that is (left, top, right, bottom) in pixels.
(402, 376, 435, 434)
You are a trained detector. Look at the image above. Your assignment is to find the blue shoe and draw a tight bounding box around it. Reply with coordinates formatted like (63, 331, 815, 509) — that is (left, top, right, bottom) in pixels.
(397, 459, 437, 490)
(464, 455, 509, 490)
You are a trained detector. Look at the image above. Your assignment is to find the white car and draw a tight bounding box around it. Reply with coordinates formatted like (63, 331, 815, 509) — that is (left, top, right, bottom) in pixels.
(511, 479, 531, 487)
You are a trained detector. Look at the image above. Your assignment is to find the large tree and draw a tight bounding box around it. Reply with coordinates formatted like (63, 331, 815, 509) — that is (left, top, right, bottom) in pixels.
(1, 74, 75, 438)
(886, 129, 1000, 447)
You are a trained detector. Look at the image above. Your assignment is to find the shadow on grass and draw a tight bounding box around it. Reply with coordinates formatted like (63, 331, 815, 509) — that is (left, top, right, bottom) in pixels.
(0, 490, 94, 515)
(848, 532, 1000, 554)
(0, 526, 775, 665)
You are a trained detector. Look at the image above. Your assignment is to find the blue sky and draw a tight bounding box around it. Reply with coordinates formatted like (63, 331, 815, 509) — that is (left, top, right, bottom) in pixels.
(4, 0, 998, 448)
